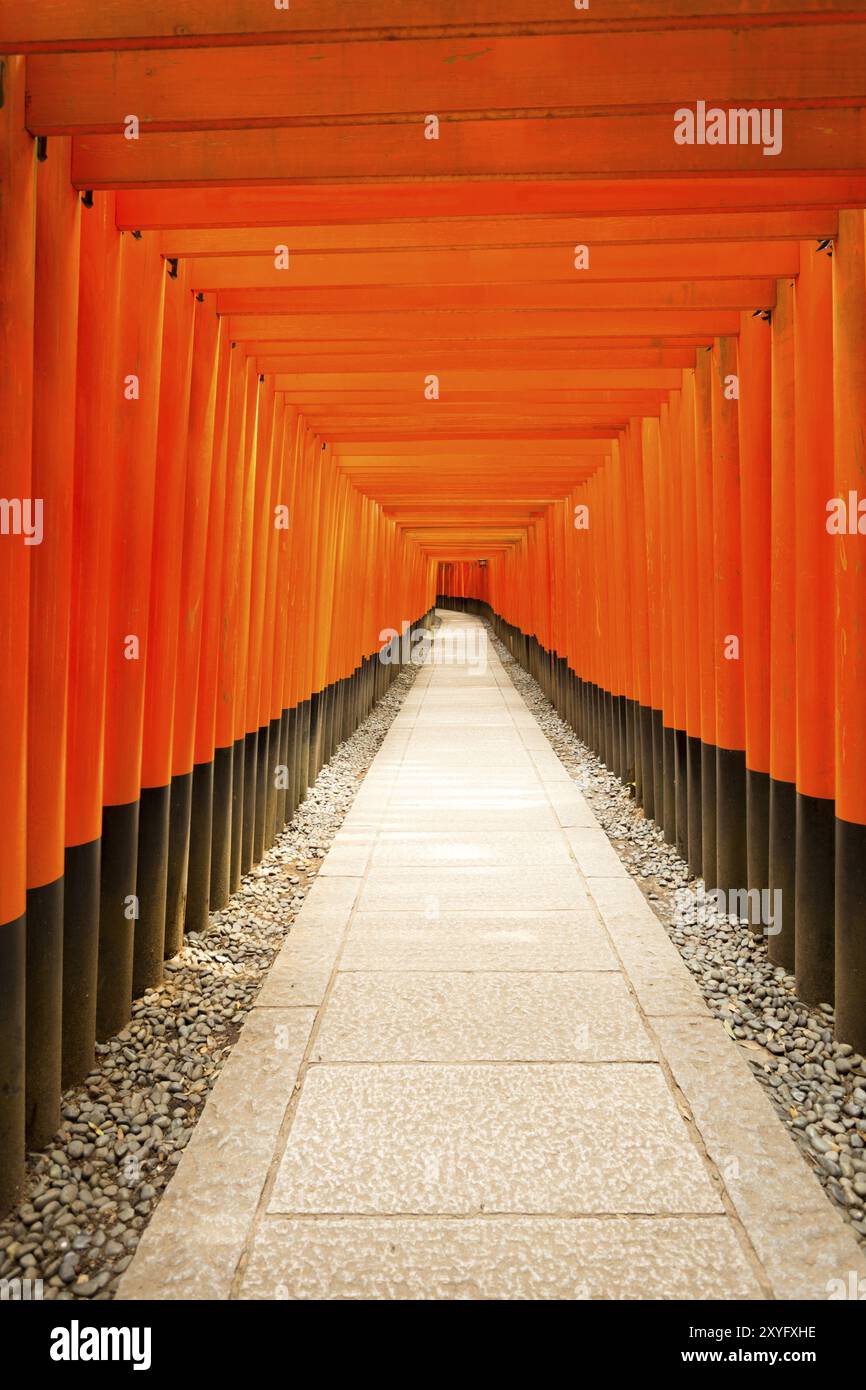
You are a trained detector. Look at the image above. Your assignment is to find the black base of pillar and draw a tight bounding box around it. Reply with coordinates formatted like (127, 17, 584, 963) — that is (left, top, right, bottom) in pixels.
(229, 736, 244, 894)
(304, 691, 317, 792)
(651, 709, 664, 831)
(133, 783, 170, 997)
(686, 734, 703, 877)
(605, 689, 616, 773)
(241, 729, 258, 876)
(287, 705, 300, 824)
(662, 723, 677, 845)
(716, 745, 748, 894)
(274, 709, 289, 833)
(674, 727, 689, 860)
(745, 767, 770, 934)
(165, 770, 193, 958)
(210, 743, 233, 910)
(186, 759, 214, 935)
(253, 723, 268, 863)
(795, 791, 835, 1008)
(264, 713, 282, 850)
(298, 698, 311, 807)
(623, 696, 636, 789)
(835, 817, 866, 1052)
(62, 836, 100, 1089)
(25, 876, 63, 1149)
(324, 682, 336, 764)
(639, 704, 655, 819)
(96, 799, 139, 1042)
(608, 690, 620, 777)
(768, 774, 796, 971)
(0, 909, 25, 1213)
(700, 741, 717, 890)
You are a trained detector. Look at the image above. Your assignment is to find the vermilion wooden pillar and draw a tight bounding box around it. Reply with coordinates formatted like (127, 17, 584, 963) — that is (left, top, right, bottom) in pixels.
(668, 392, 689, 858)
(711, 336, 747, 895)
(694, 349, 717, 889)
(737, 310, 772, 932)
(210, 345, 249, 908)
(659, 402, 677, 843)
(794, 242, 836, 1005)
(270, 408, 296, 835)
(0, 54, 34, 1211)
(63, 192, 121, 1087)
(136, 259, 195, 993)
(229, 361, 260, 892)
(833, 209, 866, 1050)
(186, 305, 228, 934)
(679, 368, 703, 876)
(625, 420, 652, 814)
(288, 421, 314, 816)
(768, 278, 798, 971)
(257, 393, 287, 856)
(194, 323, 232, 916)
(601, 455, 618, 774)
(241, 377, 273, 873)
(253, 386, 282, 859)
(302, 434, 324, 792)
(25, 135, 81, 1147)
(642, 417, 663, 823)
(612, 439, 635, 789)
(165, 294, 218, 947)
(98, 231, 166, 1040)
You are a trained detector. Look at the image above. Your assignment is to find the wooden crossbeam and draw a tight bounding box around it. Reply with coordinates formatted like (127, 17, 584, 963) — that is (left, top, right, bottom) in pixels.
(182, 244, 798, 288)
(4, 0, 861, 52)
(115, 178, 866, 227)
(224, 310, 742, 340)
(254, 355, 700, 378)
(71, 109, 866, 187)
(269, 370, 684, 389)
(214, 282, 777, 316)
(331, 441, 611, 455)
(158, 212, 837, 257)
(26, 27, 866, 133)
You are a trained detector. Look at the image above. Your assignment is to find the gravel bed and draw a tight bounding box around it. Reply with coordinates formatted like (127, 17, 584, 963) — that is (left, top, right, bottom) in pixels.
(0, 666, 418, 1300)
(488, 623, 866, 1246)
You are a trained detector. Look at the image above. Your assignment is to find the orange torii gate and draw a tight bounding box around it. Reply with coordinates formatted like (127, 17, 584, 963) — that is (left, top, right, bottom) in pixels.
(1, 2, 865, 1221)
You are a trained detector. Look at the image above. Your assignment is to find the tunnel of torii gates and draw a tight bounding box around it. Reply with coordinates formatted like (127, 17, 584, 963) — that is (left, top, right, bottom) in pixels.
(0, 0, 866, 1212)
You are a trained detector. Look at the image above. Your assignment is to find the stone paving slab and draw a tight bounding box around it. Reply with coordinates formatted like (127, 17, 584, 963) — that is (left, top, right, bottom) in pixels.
(528, 748, 573, 782)
(368, 830, 574, 867)
(340, 910, 619, 972)
(411, 711, 517, 726)
(545, 782, 600, 828)
(268, 1062, 724, 1216)
(372, 806, 562, 832)
(238, 1216, 761, 1301)
(586, 875, 710, 1018)
(566, 827, 631, 878)
(357, 866, 592, 913)
(396, 749, 537, 767)
(119, 612, 866, 1301)
(388, 767, 542, 785)
(312, 972, 656, 1062)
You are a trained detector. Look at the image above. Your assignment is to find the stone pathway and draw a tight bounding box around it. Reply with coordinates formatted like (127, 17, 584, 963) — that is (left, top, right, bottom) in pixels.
(118, 612, 866, 1301)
